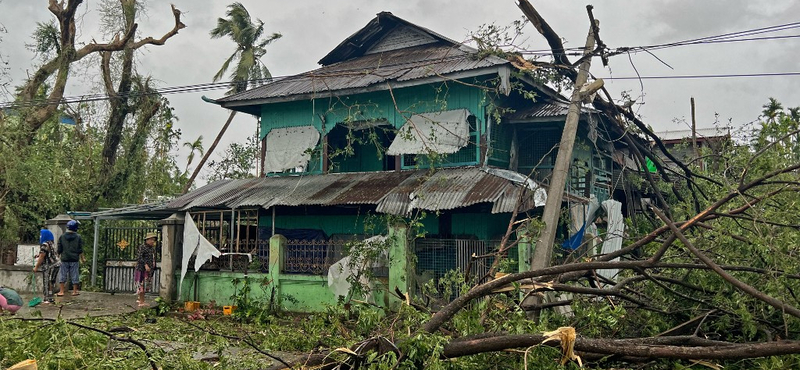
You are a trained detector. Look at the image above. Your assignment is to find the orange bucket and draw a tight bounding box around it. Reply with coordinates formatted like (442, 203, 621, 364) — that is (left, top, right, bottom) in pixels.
(184, 301, 200, 312)
(223, 305, 237, 315)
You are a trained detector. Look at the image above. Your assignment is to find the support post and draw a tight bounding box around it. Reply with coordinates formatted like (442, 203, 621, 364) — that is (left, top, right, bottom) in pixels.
(517, 225, 532, 274)
(159, 213, 183, 302)
(91, 217, 99, 287)
(268, 234, 286, 306)
(388, 223, 411, 305)
(691, 97, 700, 169)
(530, 20, 598, 278)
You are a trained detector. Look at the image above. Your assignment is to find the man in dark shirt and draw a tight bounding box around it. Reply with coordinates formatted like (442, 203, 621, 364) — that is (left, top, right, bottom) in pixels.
(57, 220, 85, 296)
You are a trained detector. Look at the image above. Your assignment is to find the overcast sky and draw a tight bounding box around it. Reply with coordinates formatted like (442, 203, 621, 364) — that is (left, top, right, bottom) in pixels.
(1, 1, 799, 185)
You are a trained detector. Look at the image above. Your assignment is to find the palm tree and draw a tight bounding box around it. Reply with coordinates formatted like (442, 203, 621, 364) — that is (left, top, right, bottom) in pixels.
(183, 135, 205, 173)
(182, 2, 281, 193)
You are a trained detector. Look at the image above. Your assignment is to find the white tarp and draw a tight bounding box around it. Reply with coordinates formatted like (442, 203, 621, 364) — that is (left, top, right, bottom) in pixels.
(483, 167, 547, 207)
(263, 125, 320, 173)
(327, 235, 388, 302)
(179, 212, 221, 297)
(387, 109, 471, 155)
(569, 194, 600, 236)
(598, 200, 624, 280)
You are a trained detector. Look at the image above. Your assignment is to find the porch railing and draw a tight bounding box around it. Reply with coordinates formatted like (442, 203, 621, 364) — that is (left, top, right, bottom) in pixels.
(283, 238, 347, 275)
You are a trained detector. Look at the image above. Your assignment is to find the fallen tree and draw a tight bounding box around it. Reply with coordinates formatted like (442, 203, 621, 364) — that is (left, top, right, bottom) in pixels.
(262, 2, 800, 368)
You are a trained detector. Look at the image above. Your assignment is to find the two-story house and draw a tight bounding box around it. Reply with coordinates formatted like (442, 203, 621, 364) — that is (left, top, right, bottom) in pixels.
(100, 12, 638, 311)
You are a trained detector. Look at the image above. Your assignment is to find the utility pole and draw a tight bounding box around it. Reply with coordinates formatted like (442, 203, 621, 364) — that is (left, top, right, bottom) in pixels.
(691, 97, 699, 169)
(529, 19, 600, 276)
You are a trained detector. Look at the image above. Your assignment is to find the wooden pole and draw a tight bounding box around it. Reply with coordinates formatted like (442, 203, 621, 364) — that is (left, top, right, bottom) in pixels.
(183, 110, 238, 194)
(691, 97, 700, 168)
(529, 19, 598, 276)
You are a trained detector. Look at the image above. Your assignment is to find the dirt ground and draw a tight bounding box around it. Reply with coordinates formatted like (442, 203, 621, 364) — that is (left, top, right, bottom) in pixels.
(13, 291, 153, 320)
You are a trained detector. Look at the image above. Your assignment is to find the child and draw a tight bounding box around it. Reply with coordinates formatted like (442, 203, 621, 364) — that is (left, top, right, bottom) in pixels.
(34, 228, 60, 303)
(0, 287, 23, 315)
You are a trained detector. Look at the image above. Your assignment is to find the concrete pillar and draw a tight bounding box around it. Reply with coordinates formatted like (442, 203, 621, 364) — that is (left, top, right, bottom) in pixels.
(159, 213, 184, 302)
(517, 225, 533, 274)
(45, 214, 73, 250)
(388, 223, 411, 305)
(268, 234, 285, 305)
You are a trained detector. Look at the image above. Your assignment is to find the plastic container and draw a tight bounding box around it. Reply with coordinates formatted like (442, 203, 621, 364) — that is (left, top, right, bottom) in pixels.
(184, 301, 200, 312)
(223, 305, 237, 315)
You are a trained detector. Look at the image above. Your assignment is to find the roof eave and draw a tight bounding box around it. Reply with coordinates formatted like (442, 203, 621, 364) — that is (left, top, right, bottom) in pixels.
(218, 65, 511, 109)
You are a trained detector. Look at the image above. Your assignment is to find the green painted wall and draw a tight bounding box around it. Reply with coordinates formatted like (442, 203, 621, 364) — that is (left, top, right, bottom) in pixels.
(260, 82, 489, 136)
(451, 212, 512, 240)
(178, 225, 402, 313)
(259, 81, 491, 172)
(177, 272, 344, 312)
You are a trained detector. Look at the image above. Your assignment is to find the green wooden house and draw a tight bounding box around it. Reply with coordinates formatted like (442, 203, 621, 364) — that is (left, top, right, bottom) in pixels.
(146, 12, 636, 311)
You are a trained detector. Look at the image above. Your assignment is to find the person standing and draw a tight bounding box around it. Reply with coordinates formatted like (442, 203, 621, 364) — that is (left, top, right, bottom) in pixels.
(135, 232, 157, 307)
(0, 287, 23, 315)
(57, 220, 85, 296)
(33, 228, 61, 303)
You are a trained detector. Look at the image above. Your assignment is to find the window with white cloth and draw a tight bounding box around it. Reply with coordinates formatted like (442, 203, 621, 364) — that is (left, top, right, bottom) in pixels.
(263, 125, 321, 173)
(386, 109, 472, 155)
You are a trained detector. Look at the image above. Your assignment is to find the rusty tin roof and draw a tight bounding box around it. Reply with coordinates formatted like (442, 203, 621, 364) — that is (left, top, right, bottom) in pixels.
(165, 167, 546, 216)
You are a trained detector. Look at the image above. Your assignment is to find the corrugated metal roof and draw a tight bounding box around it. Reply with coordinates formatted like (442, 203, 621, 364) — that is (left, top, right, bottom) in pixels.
(506, 100, 600, 122)
(164, 167, 547, 216)
(656, 127, 731, 142)
(217, 43, 508, 105)
(318, 12, 465, 66)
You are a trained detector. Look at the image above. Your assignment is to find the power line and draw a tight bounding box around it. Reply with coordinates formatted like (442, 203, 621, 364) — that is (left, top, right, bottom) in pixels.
(601, 72, 800, 80)
(3, 70, 800, 110)
(3, 20, 800, 110)
(612, 21, 800, 54)
(515, 21, 800, 56)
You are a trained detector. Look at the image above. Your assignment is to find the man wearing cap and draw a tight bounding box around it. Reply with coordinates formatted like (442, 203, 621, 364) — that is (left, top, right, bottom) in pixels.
(135, 232, 158, 307)
(57, 220, 84, 296)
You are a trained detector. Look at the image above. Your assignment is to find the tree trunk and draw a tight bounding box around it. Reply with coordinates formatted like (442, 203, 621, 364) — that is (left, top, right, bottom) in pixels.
(182, 110, 237, 193)
(526, 13, 598, 317)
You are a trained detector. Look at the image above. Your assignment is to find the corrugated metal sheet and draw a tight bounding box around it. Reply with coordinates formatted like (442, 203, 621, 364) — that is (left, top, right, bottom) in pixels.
(217, 43, 508, 104)
(164, 167, 547, 216)
(507, 100, 600, 122)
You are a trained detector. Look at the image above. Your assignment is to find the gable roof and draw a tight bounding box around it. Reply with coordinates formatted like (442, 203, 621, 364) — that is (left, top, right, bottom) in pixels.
(214, 12, 511, 114)
(318, 11, 466, 65)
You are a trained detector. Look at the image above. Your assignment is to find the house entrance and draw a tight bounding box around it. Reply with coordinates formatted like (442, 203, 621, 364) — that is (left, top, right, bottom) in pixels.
(100, 226, 160, 293)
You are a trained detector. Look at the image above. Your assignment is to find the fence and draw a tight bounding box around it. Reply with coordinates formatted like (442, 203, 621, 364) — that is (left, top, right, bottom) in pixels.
(283, 238, 348, 275)
(101, 226, 161, 293)
(414, 238, 512, 303)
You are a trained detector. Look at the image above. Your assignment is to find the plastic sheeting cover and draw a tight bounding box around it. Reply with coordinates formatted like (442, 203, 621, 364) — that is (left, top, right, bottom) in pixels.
(179, 212, 221, 297)
(386, 109, 470, 155)
(327, 235, 388, 302)
(597, 200, 624, 280)
(264, 125, 320, 173)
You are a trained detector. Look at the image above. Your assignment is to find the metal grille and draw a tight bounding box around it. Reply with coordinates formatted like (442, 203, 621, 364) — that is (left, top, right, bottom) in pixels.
(102, 225, 160, 293)
(414, 239, 500, 289)
(103, 264, 160, 294)
(518, 127, 560, 172)
(102, 227, 161, 261)
(283, 239, 346, 275)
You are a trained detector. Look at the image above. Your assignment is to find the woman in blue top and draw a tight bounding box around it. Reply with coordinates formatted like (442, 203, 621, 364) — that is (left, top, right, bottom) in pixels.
(34, 228, 61, 303)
